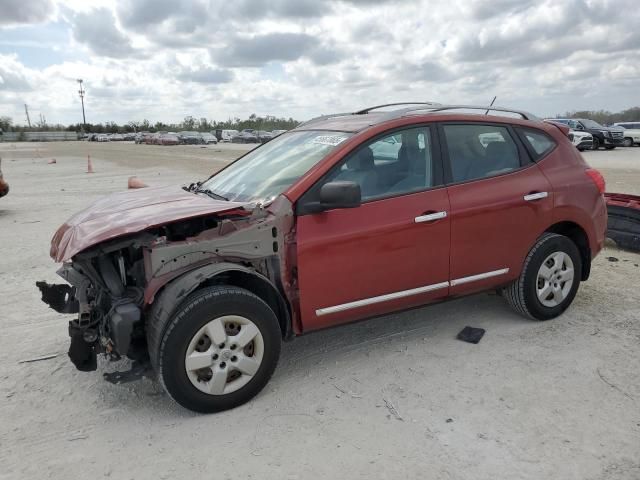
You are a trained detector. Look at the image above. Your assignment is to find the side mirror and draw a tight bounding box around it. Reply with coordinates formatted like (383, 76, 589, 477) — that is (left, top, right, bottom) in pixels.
(298, 181, 362, 215)
(320, 181, 361, 210)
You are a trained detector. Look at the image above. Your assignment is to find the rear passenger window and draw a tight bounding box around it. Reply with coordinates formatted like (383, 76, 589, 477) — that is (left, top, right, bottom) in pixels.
(443, 125, 521, 183)
(520, 128, 556, 158)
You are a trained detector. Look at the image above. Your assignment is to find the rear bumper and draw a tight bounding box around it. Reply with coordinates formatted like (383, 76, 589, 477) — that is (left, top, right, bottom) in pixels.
(604, 192, 640, 252)
(577, 140, 593, 150)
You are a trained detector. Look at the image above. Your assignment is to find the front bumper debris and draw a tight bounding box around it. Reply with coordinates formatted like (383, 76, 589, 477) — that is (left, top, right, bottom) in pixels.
(36, 281, 79, 314)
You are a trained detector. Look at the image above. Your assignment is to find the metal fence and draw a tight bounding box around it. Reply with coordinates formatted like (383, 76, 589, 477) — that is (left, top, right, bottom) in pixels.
(1, 131, 80, 142)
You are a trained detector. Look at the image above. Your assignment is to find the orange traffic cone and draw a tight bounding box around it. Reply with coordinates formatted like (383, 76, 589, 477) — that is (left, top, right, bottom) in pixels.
(0, 158, 8, 198)
(87, 155, 94, 173)
(48, 158, 56, 164)
(128, 176, 148, 189)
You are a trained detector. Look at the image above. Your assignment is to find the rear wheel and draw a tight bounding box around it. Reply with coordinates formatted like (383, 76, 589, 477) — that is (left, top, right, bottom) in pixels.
(502, 233, 582, 320)
(591, 137, 600, 150)
(604, 145, 616, 150)
(151, 286, 281, 413)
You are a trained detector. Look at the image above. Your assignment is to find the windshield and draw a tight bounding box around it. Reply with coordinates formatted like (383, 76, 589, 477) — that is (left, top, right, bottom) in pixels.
(580, 119, 604, 129)
(199, 130, 352, 203)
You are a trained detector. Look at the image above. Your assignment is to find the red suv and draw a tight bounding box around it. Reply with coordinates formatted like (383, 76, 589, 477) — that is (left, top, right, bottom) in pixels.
(39, 103, 607, 412)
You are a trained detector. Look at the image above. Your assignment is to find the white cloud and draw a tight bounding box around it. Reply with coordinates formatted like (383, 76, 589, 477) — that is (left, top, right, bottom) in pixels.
(0, 0, 638, 125)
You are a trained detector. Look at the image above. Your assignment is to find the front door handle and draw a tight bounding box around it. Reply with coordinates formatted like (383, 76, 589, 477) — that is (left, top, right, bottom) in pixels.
(415, 211, 447, 223)
(524, 191, 548, 201)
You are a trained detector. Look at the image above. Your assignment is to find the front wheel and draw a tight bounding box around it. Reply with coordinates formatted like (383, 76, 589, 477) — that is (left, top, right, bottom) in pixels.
(151, 286, 282, 413)
(604, 145, 616, 150)
(502, 233, 582, 320)
(623, 138, 633, 147)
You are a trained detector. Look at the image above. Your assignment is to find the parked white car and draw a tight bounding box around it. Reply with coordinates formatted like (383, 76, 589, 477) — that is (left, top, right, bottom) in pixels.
(613, 122, 640, 147)
(569, 130, 593, 151)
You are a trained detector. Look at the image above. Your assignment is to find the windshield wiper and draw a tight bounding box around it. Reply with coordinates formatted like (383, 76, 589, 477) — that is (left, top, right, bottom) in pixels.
(195, 187, 229, 201)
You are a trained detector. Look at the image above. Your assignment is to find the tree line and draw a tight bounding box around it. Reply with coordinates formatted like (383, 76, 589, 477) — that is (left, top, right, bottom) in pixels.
(555, 107, 640, 125)
(0, 114, 300, 134)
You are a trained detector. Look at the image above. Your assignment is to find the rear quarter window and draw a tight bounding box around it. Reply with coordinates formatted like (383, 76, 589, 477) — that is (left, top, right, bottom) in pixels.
(518, 128, 557, 160)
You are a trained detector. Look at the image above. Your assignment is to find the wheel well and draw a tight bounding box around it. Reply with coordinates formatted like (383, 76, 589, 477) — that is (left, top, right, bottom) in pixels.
(545, 222, 591, 280)
(203, 270, 292, 339)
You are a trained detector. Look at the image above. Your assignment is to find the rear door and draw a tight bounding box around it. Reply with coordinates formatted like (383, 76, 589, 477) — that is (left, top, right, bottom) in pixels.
(440, 122, 554, 295)
(295, 126, 451, 331)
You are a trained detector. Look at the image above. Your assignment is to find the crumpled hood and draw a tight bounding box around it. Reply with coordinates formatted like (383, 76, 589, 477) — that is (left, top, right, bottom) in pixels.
(51, 185, 249, 262)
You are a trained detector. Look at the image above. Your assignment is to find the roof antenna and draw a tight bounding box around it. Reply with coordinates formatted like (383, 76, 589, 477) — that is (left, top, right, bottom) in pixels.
(485, 96, 497, 115)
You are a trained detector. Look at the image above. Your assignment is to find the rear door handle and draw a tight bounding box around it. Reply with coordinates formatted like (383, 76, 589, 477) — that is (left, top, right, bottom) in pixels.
(524, 191, 548, 201)
(415, 211, 447, 223)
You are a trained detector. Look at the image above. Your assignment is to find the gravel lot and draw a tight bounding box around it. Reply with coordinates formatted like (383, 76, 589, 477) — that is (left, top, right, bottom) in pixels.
(1, 141, 639, 480)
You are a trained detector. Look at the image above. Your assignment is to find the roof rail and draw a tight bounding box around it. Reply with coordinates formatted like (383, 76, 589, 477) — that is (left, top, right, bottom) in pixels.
(405, 104, 540, 121)
(296, 112, 354, 128)
(297, 103, 539, 130)
(354, 102, 442, 115)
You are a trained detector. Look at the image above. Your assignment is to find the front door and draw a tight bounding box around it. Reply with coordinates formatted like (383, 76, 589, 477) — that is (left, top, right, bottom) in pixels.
(295, 126, 451, 331)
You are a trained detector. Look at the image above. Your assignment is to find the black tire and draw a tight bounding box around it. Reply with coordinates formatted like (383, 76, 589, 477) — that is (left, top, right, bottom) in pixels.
(604, 145, 616, 150)
(502, 233, 582, 321)
(149, 285, 281, 413)
(623, 138, 633, 147)
(591, 136, 600, 150)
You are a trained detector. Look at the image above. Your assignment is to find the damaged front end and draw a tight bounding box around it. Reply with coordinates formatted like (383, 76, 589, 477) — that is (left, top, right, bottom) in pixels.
(37, 240, 147, 371)
(37, 192, 295, 378)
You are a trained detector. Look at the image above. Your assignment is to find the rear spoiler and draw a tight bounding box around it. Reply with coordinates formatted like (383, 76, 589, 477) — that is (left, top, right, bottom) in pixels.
(543, 120, 570, 136)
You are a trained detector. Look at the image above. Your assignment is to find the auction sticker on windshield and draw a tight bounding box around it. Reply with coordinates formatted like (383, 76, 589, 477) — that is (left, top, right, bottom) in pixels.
(311, 134, 349, 146)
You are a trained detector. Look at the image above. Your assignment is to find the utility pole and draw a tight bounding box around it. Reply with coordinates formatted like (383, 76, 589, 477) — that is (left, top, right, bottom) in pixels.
(77, 79, 86, 129)
(24, 104, 32, 128)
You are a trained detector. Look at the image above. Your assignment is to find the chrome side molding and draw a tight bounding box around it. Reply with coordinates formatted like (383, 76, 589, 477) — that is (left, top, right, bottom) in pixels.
(316, 281, 449, 316)
(450, 268, 510, 286)
(316, 268, 510, 316)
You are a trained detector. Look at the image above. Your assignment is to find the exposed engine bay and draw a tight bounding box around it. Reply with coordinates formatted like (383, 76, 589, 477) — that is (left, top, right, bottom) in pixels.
(37, 195, 295, 378)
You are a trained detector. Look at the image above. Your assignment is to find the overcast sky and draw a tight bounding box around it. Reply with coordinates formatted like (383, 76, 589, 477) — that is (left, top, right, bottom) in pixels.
(1, 0, 639, 126)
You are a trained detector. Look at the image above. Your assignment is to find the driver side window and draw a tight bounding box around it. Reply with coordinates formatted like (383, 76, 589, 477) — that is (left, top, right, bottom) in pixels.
(324, 127, 435, 201)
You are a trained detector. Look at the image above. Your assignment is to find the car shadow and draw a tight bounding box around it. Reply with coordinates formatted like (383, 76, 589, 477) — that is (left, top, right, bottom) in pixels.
(93, 292, 526, 416)
(276, 292, 524, 376)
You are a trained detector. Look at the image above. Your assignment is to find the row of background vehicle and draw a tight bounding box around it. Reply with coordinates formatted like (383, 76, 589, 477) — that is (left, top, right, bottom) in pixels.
(545, 118, 639, 151)
(87, 129, 289, 146)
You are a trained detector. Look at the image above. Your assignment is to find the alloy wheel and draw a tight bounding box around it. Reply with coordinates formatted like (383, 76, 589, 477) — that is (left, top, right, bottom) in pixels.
(536, 252, 575, 308)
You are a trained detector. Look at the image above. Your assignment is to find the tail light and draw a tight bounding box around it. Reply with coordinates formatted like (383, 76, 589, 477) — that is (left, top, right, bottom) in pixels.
(586, 168, 605, 194)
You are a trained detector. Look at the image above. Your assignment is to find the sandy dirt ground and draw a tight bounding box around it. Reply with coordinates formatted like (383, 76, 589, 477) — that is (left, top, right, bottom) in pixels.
(0, 141, 639, 480)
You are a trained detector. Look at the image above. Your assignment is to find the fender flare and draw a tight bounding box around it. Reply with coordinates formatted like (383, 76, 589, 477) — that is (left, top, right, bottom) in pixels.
(146, 262, 291, 370)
